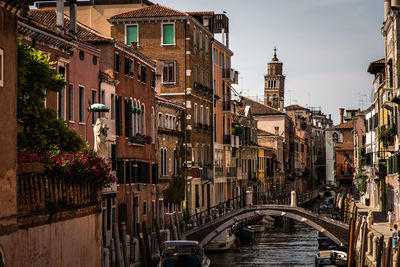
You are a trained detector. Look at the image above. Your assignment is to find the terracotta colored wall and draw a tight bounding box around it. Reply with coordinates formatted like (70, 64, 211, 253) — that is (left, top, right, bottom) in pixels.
(0, 5, 18, 232)
(0, 213, 101, 267)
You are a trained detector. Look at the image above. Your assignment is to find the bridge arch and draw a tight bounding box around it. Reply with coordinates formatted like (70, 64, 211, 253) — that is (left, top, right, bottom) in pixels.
(183, 205, 348, 248)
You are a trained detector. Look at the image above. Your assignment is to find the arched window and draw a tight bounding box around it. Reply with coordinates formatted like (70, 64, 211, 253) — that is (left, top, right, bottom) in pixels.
(142, 103, 146, 135)
(151, 107, 155, 144)
(137, 100, 141, 134)
(133, 99, 137, 135)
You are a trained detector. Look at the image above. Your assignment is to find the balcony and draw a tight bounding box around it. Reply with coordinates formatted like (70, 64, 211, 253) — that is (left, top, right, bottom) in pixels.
(194, 123, 212, 133)
(222, 101, 231, 112)
(17, 172, 100, 218)
(201, 166, 213, 180)
(194, 82, 213, 97)
(226, 167, 237, 178)
(215, 167, 223, 177)
(223, 134, 231, 145)
(222, 68, 239, 84)
(382, 89, 394, 110)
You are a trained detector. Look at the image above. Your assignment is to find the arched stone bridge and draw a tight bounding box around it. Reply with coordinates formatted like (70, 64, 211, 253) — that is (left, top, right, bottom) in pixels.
(183, 204, 349, 248)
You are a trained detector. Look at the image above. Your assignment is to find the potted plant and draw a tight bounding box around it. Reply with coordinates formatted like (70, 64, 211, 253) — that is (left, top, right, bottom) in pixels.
(378, 126, 395, 147)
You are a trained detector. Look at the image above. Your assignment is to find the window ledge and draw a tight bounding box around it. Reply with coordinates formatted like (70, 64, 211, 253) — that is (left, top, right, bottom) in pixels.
(161, 44, 176, 47)
(69, 120, 75, 123)
(162, 82, 177, 85)
(78, 122, 86, 125)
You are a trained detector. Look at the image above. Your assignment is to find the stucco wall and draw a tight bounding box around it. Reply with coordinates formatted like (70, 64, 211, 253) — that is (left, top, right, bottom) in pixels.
(0, 213, 101, 267)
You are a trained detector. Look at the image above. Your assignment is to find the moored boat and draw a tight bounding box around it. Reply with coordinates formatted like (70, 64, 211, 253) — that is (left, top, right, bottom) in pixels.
(158, 240, 211, 267)
(315, 250, 347, 267)
(236, 226, 255, 242)
(248, 224, 265, 233)
(205, 229, 236, 251)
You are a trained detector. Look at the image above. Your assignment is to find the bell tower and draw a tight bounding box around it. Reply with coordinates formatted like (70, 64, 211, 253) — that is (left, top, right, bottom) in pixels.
(264, 47, 285, 110)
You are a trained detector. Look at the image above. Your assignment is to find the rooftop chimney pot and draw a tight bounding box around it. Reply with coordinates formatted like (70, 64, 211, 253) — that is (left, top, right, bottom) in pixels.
(56, 0, 64, 34)
(339, 108, 344, 125)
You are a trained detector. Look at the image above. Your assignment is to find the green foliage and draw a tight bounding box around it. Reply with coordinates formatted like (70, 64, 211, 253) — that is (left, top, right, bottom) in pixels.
(164, 173, 186, 204)
(232, 124, 243, 136)
(17, 42, 85, 153)
(358, 145, 366, 168)
(378, 126, 395, 147)
(354, 172, 368, 193)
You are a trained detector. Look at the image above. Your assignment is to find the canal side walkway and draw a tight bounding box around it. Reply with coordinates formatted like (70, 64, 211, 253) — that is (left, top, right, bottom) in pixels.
(354, 202, 395, 267)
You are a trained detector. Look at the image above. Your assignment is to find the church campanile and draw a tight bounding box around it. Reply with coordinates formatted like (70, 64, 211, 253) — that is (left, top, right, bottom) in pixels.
(264, 48, 285, 110)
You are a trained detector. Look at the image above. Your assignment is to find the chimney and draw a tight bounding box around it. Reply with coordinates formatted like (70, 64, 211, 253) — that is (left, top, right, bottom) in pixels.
(328, 114, 332, 120)
(274, 126, 279, 136)
(56, 0, 64, 34)
(130, 42, 138, 49)
(339, 108, 344, 125)
(69, 1, 77, 40)
(385, 0, 391, 21)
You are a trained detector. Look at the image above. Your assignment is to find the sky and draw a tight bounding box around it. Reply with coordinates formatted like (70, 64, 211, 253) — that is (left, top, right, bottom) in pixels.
(157, 0, 384, 124)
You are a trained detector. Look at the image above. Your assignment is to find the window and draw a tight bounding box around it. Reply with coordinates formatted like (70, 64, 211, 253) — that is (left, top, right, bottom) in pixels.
(205, 36, 208, 53)
(124, 57, 133, 76)
(200, 105, 204, 124)
(200, 69, 204, 84)
(194, 103, 198, 124)
(79, 86, 85, 123)
(124, 99, 131, 137)
(194, 65, 198, 82)
(141, 65, 147, 83)
(199, 31, 203, 50)
(137, 63, 142, 80)
(206, 107, 209, 126)
(0, 48, 3, 87)
(114, 53, 120, 73)
(111, 94, 115, 120)
(151, 70, 156, 88)
(163, 61, 175, 83)
(162, 23, 175, 45)
(142, 104, 146, 134)
(92, 90, 98, 124)
(143, 201, 147, 216)
(158, 113, 163, 127)
(206, 72, 209, 87)
(58, 65, 66, 120)
(116, 96, 122, 135)
(161, 148, 167, 176)
(126, 24, 138, 45)
(68, 84, 74, 121)
(195, 184, 200, 208)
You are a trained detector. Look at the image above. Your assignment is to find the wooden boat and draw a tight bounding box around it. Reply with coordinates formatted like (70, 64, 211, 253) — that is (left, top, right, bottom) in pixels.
(236, 226, 255, 242)
(315, 250, 347, 267)
(248, 224, 265, 233)
(158, 240, 211, 267)
(205, 229, 236, 251)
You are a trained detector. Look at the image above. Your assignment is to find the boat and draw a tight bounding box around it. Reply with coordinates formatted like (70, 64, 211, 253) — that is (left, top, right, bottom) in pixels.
(317, 232, 338, 250)
(205, 229, 236, 251)
(236, 226, 255, 242)
(158, 240, 211, 267)
(261, 216, 275, 228)
(248, 224, 265, 233)
(315, 250, 347, 266)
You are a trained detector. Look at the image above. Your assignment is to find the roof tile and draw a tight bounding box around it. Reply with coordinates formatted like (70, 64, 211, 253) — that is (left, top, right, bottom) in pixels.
(110, 4, 188, 19)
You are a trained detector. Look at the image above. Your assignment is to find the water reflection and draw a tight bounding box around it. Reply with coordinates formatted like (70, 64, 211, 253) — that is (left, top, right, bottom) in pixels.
(208, 219, 318, 267)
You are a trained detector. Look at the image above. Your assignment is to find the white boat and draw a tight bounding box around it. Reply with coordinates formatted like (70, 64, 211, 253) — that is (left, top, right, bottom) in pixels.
(248, 224, 265, 233)
(315, 250, 347, 267)
(158, 240, 211, 267)
(205, 229, 236, 251)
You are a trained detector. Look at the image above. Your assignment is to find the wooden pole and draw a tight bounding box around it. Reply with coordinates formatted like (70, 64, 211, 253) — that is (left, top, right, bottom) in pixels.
(113, 223, 123, 267)
(174, 212, 181, 240)
(377, 235, 384, 267)
(360, 220, 367, 266)
(154, 219, 163, 254)
(136, 222, 148, 267)
(142, 221, 153, 267)
(347, 218, 355, 267)
(385, 237, 393, 267)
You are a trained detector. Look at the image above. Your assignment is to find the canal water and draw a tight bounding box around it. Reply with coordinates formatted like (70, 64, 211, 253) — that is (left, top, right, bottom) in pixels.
(208, 219, 319, 267)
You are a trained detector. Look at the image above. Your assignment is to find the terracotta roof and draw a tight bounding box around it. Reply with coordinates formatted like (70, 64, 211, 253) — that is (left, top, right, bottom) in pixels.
(187, 11, 215, 16)
(367, 58, 385, 74)
(241, 96, 286, 116)
(334, 142, 354, 151)
(29, 9, 112, 43)
(110, 4, 188, 20)
(327, 120, 354, 130)
(285, 104, 308, 110)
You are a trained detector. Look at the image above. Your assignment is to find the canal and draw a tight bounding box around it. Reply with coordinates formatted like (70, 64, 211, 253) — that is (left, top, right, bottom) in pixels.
(208, 219, 319, 267)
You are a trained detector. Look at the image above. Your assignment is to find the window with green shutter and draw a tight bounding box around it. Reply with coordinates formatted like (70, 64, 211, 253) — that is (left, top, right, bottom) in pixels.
(126, 25, 138, 45)
(162, 24, 174, 45)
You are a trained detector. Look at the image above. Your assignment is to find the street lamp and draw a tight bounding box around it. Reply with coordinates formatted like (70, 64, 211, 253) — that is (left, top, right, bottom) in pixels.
(85, 103, 109, 141)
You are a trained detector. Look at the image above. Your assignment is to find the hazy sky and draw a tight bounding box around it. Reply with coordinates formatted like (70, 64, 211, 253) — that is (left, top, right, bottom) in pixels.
(158, 0, 383, 124)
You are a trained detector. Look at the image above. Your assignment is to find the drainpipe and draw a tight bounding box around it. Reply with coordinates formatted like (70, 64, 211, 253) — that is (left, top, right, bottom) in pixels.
(184, 18, 188, 214)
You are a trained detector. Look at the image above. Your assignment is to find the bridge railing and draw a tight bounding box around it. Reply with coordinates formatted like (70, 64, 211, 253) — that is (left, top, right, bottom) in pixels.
(182, 192, 294, 232)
